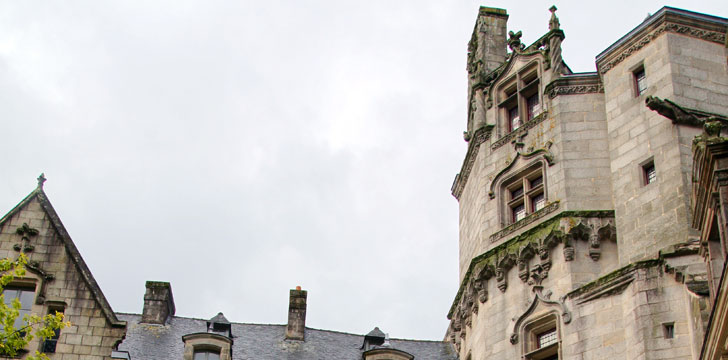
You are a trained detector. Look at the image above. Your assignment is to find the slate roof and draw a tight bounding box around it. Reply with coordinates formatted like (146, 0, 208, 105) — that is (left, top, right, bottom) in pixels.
(116, 313, 458, 360)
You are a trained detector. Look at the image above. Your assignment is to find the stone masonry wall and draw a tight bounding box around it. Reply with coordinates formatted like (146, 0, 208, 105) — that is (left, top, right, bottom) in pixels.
(0, 197, 125, 359)
(602, 32, 724, 266)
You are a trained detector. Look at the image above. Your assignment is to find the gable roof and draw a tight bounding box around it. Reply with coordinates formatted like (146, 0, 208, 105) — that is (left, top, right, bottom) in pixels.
(0, 179, 125, 328)
(116, 313, 457, 360)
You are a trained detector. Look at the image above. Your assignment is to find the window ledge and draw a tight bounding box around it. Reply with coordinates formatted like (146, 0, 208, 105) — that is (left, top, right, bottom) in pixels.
(489, 201, 560, 244)
(491, 111, 548, 151)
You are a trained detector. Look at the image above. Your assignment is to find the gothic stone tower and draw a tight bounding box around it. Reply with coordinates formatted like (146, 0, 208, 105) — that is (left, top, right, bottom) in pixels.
(447, 6, 728, 360)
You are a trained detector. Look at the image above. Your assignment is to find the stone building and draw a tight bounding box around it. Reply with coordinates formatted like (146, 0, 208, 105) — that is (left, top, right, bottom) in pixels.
(1, 4, 728, 360)
(446, 5, 727, 360)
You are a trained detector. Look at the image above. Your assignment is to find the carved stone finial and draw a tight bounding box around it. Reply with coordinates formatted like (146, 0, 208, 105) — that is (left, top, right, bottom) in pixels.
(549, 6, 560, 31)
(508, 30, 525, 52)
(37, 173, 46, 189)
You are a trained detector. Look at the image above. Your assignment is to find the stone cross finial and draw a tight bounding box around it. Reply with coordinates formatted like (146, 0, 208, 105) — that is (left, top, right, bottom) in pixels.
(549, 6, 560, 31)
(37, 173, 46, 189)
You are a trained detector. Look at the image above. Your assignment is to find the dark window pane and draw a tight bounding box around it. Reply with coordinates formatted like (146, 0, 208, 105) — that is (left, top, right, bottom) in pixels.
(530, 176, 543, 188)
(527, 94, 540, 120)
(635, 68, 647, 95)
(509, 107, 521, 131)
(644, 163, 656, 185)
(511, 187, 524, 199)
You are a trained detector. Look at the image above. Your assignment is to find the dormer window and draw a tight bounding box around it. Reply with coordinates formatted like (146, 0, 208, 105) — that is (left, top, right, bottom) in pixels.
(182, 313, 233, 360)
(498, 64, 542, 135)
(207, 312, 232, 338)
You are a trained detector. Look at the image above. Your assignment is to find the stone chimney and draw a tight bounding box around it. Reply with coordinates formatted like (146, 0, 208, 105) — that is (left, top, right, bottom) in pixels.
(473, 7, 509, 74)
(141, 281, 175, 324)
(285, 286, 307, 340)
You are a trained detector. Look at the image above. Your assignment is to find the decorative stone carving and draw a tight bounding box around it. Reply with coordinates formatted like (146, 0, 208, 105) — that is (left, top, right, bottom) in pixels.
(588, 232, 601, 261)
(517, 244, 536, 282)
(646, 96, 704, 127)
(14, 222, 38, 253)
(25, 261, 55, 305)
(510, 285, 571, 345)
(563, 236, 575, 261)
(507, 30, 525, 52)
(547, 6, 565, 76)
(446, 211, 617, 321)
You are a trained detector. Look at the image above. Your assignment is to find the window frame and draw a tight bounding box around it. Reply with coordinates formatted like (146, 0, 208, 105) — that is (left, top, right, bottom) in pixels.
(502, 163, 547, 225)
(40, 304, 65, 353)
(522, 313, 560, 360)
(632, 64, 647, 97)
(2, 285, 37, 331)
(641, 158, 656, 186)
(194, 349, 221, 360)
(497, 62, 543, 135)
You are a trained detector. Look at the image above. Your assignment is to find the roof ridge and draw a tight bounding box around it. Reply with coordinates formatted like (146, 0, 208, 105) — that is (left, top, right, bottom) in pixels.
(116, 312, 449, 342)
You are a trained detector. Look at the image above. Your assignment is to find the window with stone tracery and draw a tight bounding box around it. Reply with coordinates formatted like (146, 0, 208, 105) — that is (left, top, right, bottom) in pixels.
(503, 163, 546, 225)
(498, 63, 542, 135)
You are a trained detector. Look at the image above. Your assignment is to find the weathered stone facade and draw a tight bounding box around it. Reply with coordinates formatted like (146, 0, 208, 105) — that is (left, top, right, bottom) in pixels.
(448, 6, 727, 360)
(0, 179, 127, 359)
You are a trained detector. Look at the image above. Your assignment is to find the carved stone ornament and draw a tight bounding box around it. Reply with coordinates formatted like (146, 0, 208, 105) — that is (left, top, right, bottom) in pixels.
(14, 223, 38, 253)
(446, 211, 616, 321)
(26, 261, 55, 305)
(510, 286, 571, 345)
(507, 30, 525, 52)
(645, 96, 703, 127)
(563, 236, 575, 261)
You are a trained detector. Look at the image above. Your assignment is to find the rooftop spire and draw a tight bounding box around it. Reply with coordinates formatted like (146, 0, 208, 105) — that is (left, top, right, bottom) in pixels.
(549, 5, 560, 31)
(37, 173, 46, 189)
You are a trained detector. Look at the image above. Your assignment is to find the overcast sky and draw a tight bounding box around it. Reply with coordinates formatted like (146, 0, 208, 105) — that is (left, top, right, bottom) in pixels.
(1, 1, 725, 341)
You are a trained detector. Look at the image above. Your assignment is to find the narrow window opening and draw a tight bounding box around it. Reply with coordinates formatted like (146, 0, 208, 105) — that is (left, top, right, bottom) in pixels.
(643, 161, 656, 185)
(509, 106, 521, 131)
(41, 307, 64, 353)
(634, 66, 647, 96)
(527, 93, 541, 120)
(663, 323, 674, 339)
(524, 314, 559, 360)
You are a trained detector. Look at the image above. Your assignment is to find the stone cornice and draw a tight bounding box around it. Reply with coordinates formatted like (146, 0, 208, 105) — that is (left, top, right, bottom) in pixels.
(447, 210, 615, 319)
(566, 259, 661, 301)
(596, 8, 727, 74)
(451, 125, 494, 200)
(545, 73, 603, 99)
